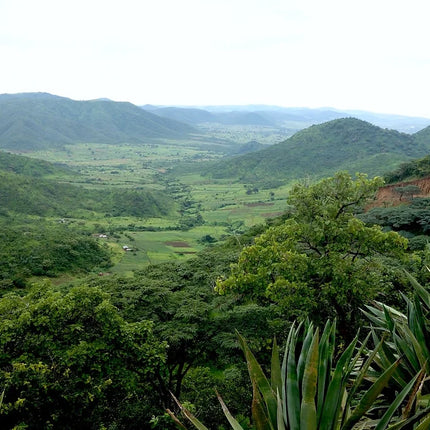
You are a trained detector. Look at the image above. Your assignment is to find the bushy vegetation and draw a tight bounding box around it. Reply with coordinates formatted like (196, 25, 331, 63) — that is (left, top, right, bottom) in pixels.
(0, 285, 166, 429)
(385, 154, 430, 183)
(0, 218, 111, 288)
(361, 198, 430, 238)
(216, 173, 408, 338)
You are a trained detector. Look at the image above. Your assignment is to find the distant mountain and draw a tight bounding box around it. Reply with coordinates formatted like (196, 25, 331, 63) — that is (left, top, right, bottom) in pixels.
(144, 104, 430, 133)
(144, 106, 275, 126)
(0, 93, 195, 151)
(203, 118, 430, 183)
(232, 140, 266, 155)
(145, 107, 217, 124)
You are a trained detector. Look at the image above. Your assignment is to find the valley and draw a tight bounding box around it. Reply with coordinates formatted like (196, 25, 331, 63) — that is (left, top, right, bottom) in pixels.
(17, 138, 292, 276)
(2, 93, 430, 283)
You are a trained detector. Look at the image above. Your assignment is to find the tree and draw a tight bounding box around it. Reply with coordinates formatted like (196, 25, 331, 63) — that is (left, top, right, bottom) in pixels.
(89, 246, 283, 427)
(394, 184, 421, 201)
(0, 284, 166, 429)
(216, 172, 408, 338)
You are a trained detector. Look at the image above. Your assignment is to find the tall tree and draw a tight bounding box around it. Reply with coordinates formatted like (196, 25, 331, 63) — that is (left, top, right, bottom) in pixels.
(216, 172, 408, 338)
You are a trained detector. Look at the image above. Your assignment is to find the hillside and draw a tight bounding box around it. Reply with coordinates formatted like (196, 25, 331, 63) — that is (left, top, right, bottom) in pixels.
(202, 118, 430, 183)
(0, 151, 175, 218)
(0, 150, 73, 177)
(384, 153, 430, 184)
(0, 170, 175, 218)
(0, 93, 195, 151)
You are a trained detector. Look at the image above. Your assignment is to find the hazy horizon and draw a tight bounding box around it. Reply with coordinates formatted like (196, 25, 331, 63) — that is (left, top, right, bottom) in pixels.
(1, 0, 430, 117)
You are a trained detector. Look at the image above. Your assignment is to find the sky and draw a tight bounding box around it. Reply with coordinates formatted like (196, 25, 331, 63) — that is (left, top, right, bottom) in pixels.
(1, 0, 430, 117)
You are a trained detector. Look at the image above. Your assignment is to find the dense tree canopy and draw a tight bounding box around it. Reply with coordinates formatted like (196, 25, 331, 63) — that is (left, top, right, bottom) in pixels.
(0, 284, 166, 429)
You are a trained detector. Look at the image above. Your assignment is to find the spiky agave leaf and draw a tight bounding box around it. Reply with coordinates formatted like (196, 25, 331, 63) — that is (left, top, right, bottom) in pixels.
(237, 330, 277, 429)
(171, 392, 209, 430)
(299, 328, 319, 430)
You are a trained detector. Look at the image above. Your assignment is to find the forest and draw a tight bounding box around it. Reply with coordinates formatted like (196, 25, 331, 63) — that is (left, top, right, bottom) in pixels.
(2, 94, 430, 429)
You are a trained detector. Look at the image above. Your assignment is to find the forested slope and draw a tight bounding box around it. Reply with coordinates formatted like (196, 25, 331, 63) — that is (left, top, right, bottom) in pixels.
(204, 118, 430, 183)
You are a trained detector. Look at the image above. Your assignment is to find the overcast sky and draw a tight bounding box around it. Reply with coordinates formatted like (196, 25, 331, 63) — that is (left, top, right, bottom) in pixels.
(1, 0, 429, 117)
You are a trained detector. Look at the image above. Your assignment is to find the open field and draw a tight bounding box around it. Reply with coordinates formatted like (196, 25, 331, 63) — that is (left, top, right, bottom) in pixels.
(104, 224, 228, 276)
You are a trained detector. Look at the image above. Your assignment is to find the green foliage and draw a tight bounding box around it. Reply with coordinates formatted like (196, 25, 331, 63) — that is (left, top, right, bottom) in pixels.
(216, 173, 408, 337)
(87, 243, 285, 425)
(385, 154, 430, 184)
(0, 218, 111, 286)
(360, 198, 430, 238)
(364, 274, 430, 392)
(0, 284, 167, 429)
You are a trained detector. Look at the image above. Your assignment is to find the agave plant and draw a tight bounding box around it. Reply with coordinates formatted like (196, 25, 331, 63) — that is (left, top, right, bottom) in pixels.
(172, 319, 429, 429)
(363, 272, 430, 416)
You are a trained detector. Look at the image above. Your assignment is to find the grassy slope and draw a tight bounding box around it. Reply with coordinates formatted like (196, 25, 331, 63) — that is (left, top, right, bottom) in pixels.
(0, 150, 74, 178)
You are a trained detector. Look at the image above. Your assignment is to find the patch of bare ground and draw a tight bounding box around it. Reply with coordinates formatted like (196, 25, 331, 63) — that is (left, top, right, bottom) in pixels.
(368, 176, 430, 209)
(165, 241, 191, 247)
(245, 202, 275, 207)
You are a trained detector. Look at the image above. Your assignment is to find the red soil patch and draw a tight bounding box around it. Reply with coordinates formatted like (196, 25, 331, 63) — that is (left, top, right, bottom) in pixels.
(368, 176, 430, 209)
(165, 241, 191, 247)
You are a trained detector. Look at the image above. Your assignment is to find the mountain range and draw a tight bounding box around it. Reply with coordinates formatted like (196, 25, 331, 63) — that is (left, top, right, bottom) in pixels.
(2, 93, 430, 188)
(0, 93, 195, 151)
(143, 104, 430, 133)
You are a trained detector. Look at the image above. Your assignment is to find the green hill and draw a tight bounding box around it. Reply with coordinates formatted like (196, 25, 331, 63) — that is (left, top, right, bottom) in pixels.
(203, 118, 430, 183)
(0, 150, 175, 218)
(0, 93, 195, 150)
(145, 106, 275, 126)
(0, 170, 175, 218)
(0, 150, 73, 177)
